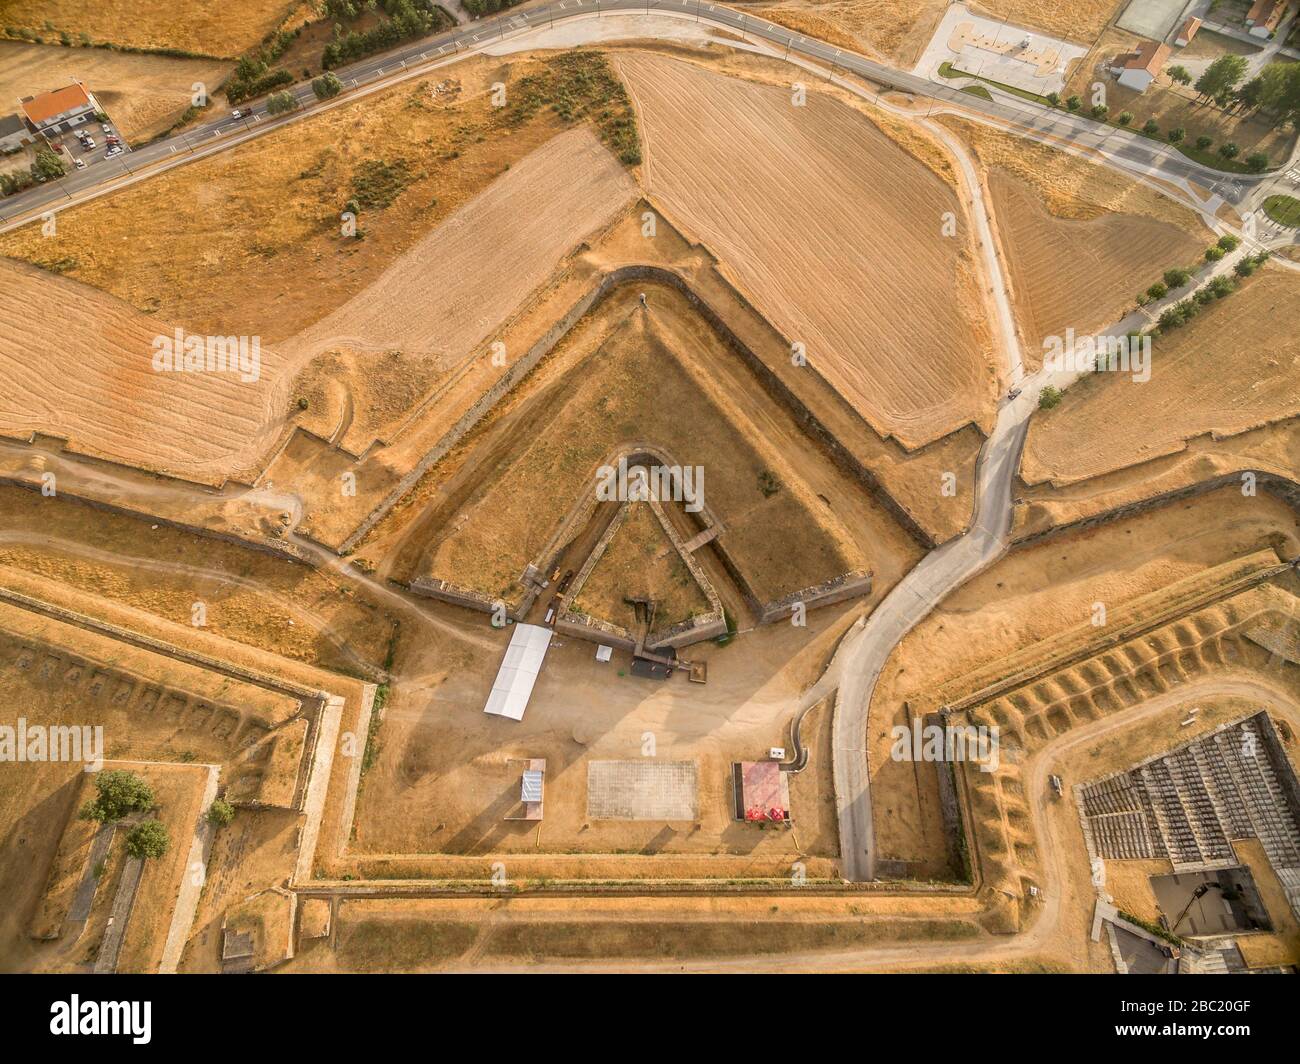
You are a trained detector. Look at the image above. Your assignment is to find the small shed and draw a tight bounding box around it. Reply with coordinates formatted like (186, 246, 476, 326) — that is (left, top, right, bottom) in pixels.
(506, 758, 546, 820)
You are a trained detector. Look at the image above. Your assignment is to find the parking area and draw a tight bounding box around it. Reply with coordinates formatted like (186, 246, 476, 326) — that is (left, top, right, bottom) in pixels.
(49, 114, 130, 173)
(915, 2, 1088, 97)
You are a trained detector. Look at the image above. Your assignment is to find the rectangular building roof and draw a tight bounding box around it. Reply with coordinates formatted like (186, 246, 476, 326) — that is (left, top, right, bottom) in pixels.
(21, 82, 93, 126)
(483, 623, 552, 721)
(0, 113, 26, 137)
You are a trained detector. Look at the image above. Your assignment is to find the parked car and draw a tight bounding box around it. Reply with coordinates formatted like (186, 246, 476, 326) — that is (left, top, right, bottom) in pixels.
(73, 157, 86, 170)
(100, 122, 111, 132)
(105, 145, 123, 159)
(81, 137, 95, 150)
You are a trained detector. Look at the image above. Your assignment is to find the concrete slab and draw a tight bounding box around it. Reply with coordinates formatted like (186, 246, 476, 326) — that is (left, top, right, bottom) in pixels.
(587, 760, 698, 820)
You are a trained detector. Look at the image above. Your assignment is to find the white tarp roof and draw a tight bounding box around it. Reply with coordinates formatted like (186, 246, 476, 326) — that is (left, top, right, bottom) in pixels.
(521, 769, 544, 802)
(483, 623, 552, 721)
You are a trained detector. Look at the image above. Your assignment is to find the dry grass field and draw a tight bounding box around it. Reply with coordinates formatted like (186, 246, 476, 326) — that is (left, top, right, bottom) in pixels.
(0, 259, 280, 482)
(969, 0, 1119, 43)
(0, 0, 301, 57)
(1023, 268, 1300, 485)
(0, 53, 628, 345)
(616, 51, 997, 448)
(750, 0, 948, 63)
(987, 167, 1204, 354)
(285, 125, 636, 368)
(415, 285, 864, 605)
(0, 41, 232, 143)
(571, 502, 711, 629)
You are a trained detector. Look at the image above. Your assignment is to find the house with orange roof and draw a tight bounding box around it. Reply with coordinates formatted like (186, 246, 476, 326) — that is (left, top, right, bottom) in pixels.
(1110, 40, 1172, 93)
(19, 80, 99, 138)
(1175, 16, 1202, 47)
(1246, 0, 1288, 38)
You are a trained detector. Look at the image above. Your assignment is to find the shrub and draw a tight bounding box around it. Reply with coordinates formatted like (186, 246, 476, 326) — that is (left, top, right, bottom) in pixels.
(1091, 104, 1109, 119)
(125, 820, 170, 861)
(1142, 118, 1160, 135)
(1046, 91, 1060, 106)
(1195, 135, 1213, 150)
(1205, 245, 1225, 261)
(1066, 94, 1081, 111)
(1209, 275, 1236, 298)
(1167, 127, 1185, 143)
(1163, 267, 1192, 288)
(1038, 386, 1062, 410)
(1246, 152, 1269, 173)
(206, 798, 236, 827)
(1219, 142, 1239, 159)
(79, 770, 155, 823)
(1217, 234, 1239, 251)
(1146, 281, 1168, 300)
(1118, 110, 1133, 125)
(1234, 258, 1257, 277)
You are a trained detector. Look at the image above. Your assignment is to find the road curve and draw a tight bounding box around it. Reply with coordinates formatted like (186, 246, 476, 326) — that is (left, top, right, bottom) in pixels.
(0, 0, 1267, 232)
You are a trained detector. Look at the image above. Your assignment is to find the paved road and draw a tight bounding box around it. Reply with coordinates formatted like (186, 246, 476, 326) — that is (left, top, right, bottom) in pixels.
(0, 0, 1271, 230)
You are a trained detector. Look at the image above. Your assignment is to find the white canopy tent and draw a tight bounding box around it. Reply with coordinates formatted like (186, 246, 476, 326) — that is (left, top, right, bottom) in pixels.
(483, 623, 553, 721)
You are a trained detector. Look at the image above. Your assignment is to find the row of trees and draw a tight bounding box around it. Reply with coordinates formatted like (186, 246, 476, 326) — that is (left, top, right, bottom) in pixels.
(0, 146, 66, 197)
(1188, 54, 1300, 130)
(322, 0, 445, 70)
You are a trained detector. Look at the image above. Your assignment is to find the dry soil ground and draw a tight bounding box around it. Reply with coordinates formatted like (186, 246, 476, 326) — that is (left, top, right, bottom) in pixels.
(969, 0, 1120, 43)
(0, 41, 232, 143)
(748, 0, 948, 63)
(615, 49, 998, 448)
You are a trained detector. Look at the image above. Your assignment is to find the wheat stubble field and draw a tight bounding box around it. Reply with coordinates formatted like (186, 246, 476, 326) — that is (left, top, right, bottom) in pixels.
(615, 50, 998, 449)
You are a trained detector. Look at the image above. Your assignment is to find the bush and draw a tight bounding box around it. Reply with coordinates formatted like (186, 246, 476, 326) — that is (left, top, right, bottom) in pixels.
(1038, 386, 1062, 410)
(1219, 142, 1239, 159)
(1142, 118, 1160, 135)
(1217, 234, 1239, 251)
(1205, 245, 1225, 261)
(1163, 267, 1192, 288)
(312, 71, 343, 100)
(1167, 127, 1185, 143)
(1209, 275, 1236, 298)
(1246, 152, 1269, 173)
(79, 770, 155, 823)
(1118, 111, 1133, 125)
(1146, 281, 1168, 300)
(1091, 104, 1109, 119)
(1065, 95, 1081, 111)
(1046, 91, 1060, 106)
(124, 820, 170, 861)
(266, 90, 299, 115)
(1195, 135, 1212, 150)
(206, 798, 236, 827)
(1234, 257, 1257, 277)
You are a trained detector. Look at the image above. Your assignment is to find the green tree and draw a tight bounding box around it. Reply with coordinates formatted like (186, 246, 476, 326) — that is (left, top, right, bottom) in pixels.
(1046, 91, 1060, 106)
(1091, 103, 1109, 119)
(1219, 141, 1240, 159)
(267, 90, 299, 115)
(1163, 267, 1192, 288)
(1118, 110, 1134, 125)
(207, 798, 236, 827)
(312, 72, 343, 100)
(1146, 281, 1168, 300)
(1066, 94, 1081, 111)
(1246, 152, 1269, 173)
(1195, 134, 1213, 150)
(1218, 234, 1239, 251)
(1038, 386, 1063, 410)
(1142, 118, 1160, 135)
(1205, 245, 1225, 261)
(1167, 126, 1186, 143)
(30, 147, 65, 182)
(1167, 65, 1192, 86)
(125, 820, 170, 861)
(79, 770, 155, 823)
(1194, 55, 1249, 101)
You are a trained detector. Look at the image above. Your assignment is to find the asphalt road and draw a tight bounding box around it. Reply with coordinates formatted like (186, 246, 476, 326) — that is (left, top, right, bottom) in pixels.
(0, 0, 1270, 228)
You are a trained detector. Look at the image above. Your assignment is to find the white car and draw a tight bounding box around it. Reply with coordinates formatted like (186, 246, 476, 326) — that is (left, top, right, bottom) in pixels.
(101, 122, 111, 132)
(231, 109, 248, 120)
(105, 145, 123, 159)
(73, 157, 86, 169)
(81, 137, 96, 150)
